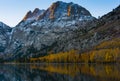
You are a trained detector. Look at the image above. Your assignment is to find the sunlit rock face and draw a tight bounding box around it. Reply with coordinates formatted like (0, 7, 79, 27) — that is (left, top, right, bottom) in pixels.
(38, 1, 92, 20)
(23, 8, 45, 21)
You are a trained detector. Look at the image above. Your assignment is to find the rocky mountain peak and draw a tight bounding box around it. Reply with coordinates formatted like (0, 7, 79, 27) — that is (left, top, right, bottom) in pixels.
(38, 1, 92, 20)
(100, 5, 120, 23)
(115, 5, 120, 11)
(19, 1, 94, 27)
(0, 22, 11, 30)
(0, 22, 7, 27)
(33, 8, 40, 14)
(23, 9, 45, 21)
(23, 11, 33, 20)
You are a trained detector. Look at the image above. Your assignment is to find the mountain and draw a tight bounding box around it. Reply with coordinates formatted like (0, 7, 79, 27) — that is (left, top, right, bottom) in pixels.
(3, 1, 95, 61)
(0, 2, 120, 62)
(0, 22, 12, 53)
(18, 1, 94, 27)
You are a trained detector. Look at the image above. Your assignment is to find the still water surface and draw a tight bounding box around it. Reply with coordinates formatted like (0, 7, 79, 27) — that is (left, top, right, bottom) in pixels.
(0, 64, 120, 81)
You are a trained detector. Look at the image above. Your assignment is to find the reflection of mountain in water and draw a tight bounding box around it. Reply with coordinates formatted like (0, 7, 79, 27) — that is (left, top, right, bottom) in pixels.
(0, 64, 120, 81)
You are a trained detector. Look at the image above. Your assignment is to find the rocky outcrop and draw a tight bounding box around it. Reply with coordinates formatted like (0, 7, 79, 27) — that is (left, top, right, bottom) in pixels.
(38, 1, 92, 20)
(0, 22, 12, 53)
(23, 8, 45, 21)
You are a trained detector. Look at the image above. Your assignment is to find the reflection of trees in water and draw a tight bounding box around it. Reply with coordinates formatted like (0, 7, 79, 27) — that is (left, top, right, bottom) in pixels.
(0, 64, 120, 81)
(30, 64, 120, 81)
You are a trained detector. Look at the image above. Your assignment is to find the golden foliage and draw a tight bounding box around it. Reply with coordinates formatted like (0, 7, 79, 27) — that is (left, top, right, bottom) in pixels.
(95, 38, 120, 49)
(88, 48, 120, 63)
(30, 38, 120, 63)
(38, 49, 80, 63)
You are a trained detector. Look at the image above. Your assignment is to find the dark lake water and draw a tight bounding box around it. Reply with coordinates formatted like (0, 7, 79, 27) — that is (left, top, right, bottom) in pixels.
(0, 64, 120, 81)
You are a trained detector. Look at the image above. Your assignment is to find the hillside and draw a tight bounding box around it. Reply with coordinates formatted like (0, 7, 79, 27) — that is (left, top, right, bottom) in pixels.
(30, 38, 120, 63)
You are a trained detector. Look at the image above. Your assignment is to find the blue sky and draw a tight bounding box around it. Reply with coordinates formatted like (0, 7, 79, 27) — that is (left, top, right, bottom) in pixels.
(0, 0, 119, 27)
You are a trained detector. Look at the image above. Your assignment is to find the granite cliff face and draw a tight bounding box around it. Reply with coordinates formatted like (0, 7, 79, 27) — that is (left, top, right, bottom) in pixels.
(0, 2, 120, 61)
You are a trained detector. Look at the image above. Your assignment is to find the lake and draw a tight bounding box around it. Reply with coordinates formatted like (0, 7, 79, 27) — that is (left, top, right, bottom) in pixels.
(0, 64, 120, 81)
